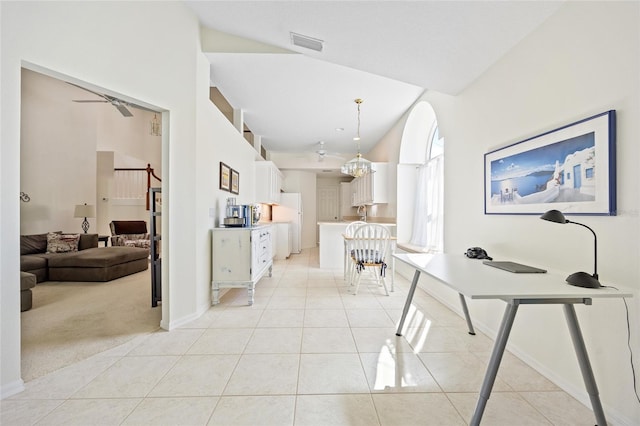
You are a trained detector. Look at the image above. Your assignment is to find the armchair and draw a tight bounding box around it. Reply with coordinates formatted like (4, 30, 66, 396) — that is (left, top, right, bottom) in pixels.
(109, 221, 151, 249)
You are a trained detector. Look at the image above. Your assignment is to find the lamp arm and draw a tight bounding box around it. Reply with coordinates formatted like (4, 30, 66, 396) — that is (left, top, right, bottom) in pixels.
(567, 220, 598, 278)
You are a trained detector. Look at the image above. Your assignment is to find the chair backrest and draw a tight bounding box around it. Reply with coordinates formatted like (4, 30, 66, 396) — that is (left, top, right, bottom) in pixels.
(351, 224, 390, 264)
(345, 221, 367, 237)
(109, 220, 147, 236)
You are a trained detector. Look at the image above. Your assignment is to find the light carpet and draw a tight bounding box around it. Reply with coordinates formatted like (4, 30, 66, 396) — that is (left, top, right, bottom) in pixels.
(20, 268, 162, 382)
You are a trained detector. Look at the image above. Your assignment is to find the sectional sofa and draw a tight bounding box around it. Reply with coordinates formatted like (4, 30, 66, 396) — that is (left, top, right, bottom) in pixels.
(20, 232, 149, 283)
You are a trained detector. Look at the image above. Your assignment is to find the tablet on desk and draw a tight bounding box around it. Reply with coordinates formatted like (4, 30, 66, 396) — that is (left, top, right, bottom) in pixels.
(482, 260, 547, 273)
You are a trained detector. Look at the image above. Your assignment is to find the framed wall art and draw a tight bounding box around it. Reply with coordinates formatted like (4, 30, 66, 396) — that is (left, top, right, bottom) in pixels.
(219, 162, 231, 191)
(484, 110, 616, 215)
(231, 169, 239, 195)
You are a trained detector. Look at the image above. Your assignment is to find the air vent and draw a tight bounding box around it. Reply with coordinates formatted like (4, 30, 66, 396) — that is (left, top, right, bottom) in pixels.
(290, 32, 324, 52)
(322, 170, 333, 173)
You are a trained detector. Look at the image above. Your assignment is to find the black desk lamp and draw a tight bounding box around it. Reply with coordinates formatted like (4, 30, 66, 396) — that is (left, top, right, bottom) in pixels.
(540, 209, 601, 288)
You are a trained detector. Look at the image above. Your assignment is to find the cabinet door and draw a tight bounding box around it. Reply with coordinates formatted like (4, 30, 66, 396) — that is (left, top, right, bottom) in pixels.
(255, 162, 282, 204)
(272, 169, 282, 204)
(212, 230, 251, 281)
(363, 174, 372, 204)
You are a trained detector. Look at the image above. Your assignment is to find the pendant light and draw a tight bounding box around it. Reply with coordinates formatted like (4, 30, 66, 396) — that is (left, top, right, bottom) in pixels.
(150, 113, 161, 136)
(341, 98, 373, 177)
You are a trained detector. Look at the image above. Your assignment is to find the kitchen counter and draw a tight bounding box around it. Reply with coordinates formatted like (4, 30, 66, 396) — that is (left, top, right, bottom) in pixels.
(217, 224, 272, 230)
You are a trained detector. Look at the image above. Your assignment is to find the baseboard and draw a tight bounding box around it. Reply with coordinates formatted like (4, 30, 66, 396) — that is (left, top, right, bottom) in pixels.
(161, 301, 211, 330)
(1, 379, 25, 400)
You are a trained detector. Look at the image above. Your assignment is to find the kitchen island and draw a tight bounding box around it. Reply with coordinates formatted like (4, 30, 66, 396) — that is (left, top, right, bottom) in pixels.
(317, 221, 396, 271)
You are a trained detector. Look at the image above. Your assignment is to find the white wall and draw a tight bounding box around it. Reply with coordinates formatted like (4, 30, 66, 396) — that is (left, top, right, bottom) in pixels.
(1, 1, 257, 398)
(411, 3, 639, 423)
(20, 69, 98, 234)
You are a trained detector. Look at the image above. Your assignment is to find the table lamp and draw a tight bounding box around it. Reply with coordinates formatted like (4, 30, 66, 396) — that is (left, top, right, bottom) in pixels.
(74, 203, 96, 233)
(539, 209, 601, 288)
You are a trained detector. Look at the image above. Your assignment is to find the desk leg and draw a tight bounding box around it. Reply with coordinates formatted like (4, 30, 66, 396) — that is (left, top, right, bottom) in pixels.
(458, 293, 476, 335)
(564, 304, 607, 426)
(395, 270, 421, 336)
(471, 301, 519, 426)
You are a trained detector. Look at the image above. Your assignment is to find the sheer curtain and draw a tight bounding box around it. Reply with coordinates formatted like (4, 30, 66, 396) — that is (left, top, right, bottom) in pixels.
(409, 164, 428, 247)
(409, 154, 444, 251)
(425, 155, 443, 251)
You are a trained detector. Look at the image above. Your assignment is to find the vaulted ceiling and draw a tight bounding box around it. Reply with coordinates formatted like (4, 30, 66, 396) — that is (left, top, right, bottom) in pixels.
(185, 1, 563, 162)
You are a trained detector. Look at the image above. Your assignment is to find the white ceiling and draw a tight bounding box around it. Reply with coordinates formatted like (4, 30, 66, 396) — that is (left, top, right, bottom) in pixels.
(186, 1, 564, 160)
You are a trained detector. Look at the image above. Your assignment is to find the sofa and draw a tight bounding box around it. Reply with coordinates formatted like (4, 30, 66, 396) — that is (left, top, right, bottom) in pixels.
(20, 232, 149, 283)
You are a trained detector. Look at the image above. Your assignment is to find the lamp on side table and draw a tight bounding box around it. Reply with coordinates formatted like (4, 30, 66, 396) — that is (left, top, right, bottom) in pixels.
(74, 203, 95, 234)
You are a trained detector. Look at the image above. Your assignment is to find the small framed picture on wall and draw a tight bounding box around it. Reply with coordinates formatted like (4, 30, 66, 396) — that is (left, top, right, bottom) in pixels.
(219, 162, 231, 191)
(231, 169, 239, 194)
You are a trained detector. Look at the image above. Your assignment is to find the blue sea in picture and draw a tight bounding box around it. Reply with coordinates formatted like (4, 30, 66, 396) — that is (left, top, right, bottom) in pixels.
(491, 171, 554, 197)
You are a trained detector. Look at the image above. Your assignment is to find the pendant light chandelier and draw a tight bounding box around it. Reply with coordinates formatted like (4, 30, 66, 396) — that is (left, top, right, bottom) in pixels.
(150, 113, 161, 137)
(341, 98, 373, 177)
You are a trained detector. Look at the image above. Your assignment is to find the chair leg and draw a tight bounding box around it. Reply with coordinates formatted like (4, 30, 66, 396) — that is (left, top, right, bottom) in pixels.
(349, 260, 356, 289)
(379, 267, 390, 296)
(353, 267, 363, 295)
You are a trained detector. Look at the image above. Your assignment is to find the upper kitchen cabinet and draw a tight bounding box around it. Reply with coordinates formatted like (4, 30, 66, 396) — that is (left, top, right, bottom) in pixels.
(255, 161, 282, 204)
(350, 162, 388, 206)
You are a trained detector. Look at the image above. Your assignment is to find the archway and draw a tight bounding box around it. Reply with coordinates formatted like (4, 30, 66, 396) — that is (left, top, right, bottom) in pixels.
(397, 100, 443, 251)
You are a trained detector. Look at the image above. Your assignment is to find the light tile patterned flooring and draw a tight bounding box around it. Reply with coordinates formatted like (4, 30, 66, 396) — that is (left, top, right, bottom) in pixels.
(3, 248, 596, 425)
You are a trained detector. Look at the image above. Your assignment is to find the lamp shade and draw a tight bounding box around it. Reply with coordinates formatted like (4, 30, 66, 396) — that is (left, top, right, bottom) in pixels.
(74, 204, 95, 218)
(540, 209, 568, 224)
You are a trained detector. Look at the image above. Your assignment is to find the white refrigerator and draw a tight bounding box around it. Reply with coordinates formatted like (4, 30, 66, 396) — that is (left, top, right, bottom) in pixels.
(272, 193, 302, 254)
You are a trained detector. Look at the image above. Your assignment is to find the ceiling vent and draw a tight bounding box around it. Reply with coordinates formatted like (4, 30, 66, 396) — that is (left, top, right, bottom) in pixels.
(290, 32, 324, 52)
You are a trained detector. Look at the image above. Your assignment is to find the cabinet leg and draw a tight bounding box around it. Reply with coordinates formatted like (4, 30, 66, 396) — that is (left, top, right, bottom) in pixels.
(268, 265, 273, 277)
(248, 285, 255, 306)
(212, 286, 220, 305)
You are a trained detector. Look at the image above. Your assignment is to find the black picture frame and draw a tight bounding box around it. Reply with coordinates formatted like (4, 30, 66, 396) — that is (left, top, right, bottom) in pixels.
(231, 169, 239, 194)
(219, 162, 231, 191)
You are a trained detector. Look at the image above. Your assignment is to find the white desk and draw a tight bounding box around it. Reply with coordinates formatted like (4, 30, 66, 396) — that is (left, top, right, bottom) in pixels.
(393, 253, 632, 426)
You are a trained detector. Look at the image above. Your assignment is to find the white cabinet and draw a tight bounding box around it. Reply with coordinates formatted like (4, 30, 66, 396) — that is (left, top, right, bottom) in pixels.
(255, 161, 282, 204)
(350, 162, 388, 206)
(340, 182, 355, 220)
(211, 225, 273, 305)
(272, 222, 291, 260)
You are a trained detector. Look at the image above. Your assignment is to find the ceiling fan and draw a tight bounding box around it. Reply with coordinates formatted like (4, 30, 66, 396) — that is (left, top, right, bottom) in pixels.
(314, 141, 344, 162)
(68, 82, 156, 117)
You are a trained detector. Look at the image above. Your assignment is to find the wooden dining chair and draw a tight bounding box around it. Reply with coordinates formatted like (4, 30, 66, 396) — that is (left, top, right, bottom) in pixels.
(348, 224, 391, 296)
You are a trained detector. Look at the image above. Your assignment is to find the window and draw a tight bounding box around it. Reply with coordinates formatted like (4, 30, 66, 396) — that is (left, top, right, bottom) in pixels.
(585, 168, 594, 179)
(397, 100, 443, 253)
(409, 124, 444, 252)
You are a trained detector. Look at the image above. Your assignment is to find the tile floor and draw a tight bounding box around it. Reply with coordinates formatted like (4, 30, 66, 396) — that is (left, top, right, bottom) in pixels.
(2, 248, 597, 425)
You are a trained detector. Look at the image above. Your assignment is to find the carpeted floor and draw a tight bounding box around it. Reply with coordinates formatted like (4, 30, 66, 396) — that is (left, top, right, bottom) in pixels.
(20, 268, 162, 382)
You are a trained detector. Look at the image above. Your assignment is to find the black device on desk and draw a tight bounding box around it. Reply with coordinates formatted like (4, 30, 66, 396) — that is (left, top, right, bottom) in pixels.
(464, 247, 492, 260)
(482, 260, 547, 274)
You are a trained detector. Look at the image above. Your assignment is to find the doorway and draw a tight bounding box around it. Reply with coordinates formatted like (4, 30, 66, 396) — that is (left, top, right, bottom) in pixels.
(19, 66, 165, 381)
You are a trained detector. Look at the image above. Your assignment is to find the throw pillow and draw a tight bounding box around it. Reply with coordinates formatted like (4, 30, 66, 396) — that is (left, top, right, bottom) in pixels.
(46, 232, 80, 253)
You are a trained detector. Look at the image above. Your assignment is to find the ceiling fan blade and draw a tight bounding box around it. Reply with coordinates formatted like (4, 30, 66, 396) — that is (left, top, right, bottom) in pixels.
(114, 103, 134, 117)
